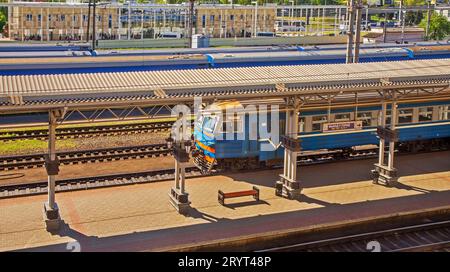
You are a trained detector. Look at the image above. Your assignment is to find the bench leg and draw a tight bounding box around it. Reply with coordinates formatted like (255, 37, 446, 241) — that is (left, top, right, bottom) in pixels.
(253, 186, 260, 201)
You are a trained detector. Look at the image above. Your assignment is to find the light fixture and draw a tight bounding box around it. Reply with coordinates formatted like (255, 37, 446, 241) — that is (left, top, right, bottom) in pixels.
(185, 140, 192, 153)
(166, 137, 174, 149)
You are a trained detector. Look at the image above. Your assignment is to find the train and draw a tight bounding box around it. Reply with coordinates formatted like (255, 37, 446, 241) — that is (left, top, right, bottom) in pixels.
(192, 99, 450, 172)
(1, 44, 450, 75)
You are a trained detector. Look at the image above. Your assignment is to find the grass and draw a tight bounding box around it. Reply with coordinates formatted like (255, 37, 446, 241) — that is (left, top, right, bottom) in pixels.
(0, 139, 77, 154)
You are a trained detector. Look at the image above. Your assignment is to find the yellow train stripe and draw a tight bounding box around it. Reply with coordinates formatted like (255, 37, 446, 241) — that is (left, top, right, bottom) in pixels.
(196, 140, 216, 153)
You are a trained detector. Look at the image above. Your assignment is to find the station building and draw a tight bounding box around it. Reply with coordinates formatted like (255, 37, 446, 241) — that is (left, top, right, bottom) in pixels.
(5, 1, 276, 41)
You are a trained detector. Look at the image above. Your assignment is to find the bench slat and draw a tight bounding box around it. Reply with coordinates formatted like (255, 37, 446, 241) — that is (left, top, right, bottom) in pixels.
(223, 190, 257, 198)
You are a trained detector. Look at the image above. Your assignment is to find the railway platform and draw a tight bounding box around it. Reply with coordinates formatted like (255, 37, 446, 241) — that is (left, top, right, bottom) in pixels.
(0, 151, 449, 252)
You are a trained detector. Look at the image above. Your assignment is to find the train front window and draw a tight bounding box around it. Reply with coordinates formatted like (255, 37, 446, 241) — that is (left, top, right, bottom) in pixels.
(312, 115, 327, 132)
(398, 109, 413, 124)
(202, 116, 217, 133)
(418, 107, 433, 122)
(357, 112, 372, 127)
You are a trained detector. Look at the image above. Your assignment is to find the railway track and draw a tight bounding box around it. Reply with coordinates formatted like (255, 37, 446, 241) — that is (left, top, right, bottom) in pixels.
(0, 121, 174, 141)
(0, 147, 380, 199)
(0, 143, 170, 171)
(258, 220, 450, 252)
(0, 146, 446, 199)
(0, 166, 205, 199)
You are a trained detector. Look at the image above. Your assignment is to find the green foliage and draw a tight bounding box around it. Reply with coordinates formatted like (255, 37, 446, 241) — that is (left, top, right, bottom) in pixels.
(0, 139, 77, 155)
(403, 0, 425, 6)
(404, 11, 423, 26)
(0, 9, 5, 34)
(420, 12, 450, 41)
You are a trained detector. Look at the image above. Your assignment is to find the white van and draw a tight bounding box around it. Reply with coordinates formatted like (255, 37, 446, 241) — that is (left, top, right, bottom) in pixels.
(160, 32, 182, 39)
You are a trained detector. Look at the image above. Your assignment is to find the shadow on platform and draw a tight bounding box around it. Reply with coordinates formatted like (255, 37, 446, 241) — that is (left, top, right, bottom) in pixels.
(222, 151, 450, 189)
(16, 188, 450, 252)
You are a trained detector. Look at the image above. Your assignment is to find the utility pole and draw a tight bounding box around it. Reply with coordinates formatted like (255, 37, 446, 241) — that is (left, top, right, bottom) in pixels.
(353, 0, 362, 63)
(188, 0, 194, 48)
(382, 11, 387, 43)
(346, 0, 356, 64)
(92, 0, 96, 51)
(400, 0, 405, 44)
(86, 0, 92, 43)
(426, 0, 432, 40)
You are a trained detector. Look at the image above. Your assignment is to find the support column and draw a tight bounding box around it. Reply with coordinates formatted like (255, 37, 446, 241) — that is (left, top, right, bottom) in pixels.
(353, 0, 362, 63)
(346, 0, 356, 64)
(118, 7, 121, 40)
(372, 96, 398, 187)
(43, 110, 65, 231)
(168, 116, 191, 214)
(276, 99, 301, 199)
(169, 145, 191, 215)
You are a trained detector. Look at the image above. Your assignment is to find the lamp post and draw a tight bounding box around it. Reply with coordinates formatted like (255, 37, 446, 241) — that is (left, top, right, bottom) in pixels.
(426, 0, 432, 40)
(289, 0, 294, 27)
(166, 121, 193, 214)
(400, 0, 406, 44)
(188, 0, 195, 48)
(251, 1, 258, 37)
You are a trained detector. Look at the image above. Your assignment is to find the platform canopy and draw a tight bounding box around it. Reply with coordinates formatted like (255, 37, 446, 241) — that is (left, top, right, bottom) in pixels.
(1, 59, 449, 114)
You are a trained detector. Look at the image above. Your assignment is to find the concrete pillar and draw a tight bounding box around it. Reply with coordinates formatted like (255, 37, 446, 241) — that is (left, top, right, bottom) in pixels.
(154, 9, 157, 39)
(141, 9, 144, 40)
(378, 101, 387, 166)
(118, 7, 121, 40)
(305, 8, 308, 35)
(346, 0, 356, 63)
(47, 8, 50, 41)
(72, 8, 75, 39)
(276, 99, 301, 200)
(43, 110, 64, 232)
(169, 118, 191, 215)
(372, 95, 398, 187)
(127, 3, 131, 40)
(334, 8, 338, 36)
(388, 101, 397, 170)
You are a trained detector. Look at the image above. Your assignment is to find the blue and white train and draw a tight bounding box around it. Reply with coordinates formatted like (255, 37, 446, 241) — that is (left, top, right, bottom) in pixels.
(192, 99, 450, 171)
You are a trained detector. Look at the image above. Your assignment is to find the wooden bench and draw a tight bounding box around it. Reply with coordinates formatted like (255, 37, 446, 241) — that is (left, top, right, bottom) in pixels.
(218, 186, 259, 206)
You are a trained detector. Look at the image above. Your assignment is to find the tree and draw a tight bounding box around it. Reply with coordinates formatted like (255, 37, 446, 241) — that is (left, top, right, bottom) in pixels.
(0, 10, 6, 34)
(420, 12, 450, 41)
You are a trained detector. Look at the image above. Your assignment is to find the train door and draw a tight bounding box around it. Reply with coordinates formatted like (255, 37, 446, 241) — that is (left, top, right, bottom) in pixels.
(247, 112, 259, 155)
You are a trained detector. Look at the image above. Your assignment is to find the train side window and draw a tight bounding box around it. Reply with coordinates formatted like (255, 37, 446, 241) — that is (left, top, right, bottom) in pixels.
(357, 112, 372, 127)
(398, 109, 413, 124)
(312, 115, 327, 131)
(221, 120, 232, 133)
(418, 107, 433, 122)
(299, 117, 305, 133)
(440, 105, 450, 120)
(220, 117, 242, 133)
(334, 113, 350, 122)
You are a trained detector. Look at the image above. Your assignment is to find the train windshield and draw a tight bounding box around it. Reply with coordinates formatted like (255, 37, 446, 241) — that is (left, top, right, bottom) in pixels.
(202, 116, 217, 133)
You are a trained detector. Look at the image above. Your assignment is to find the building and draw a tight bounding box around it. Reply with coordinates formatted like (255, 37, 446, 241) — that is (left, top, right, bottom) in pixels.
(8, 2, 119, 41)
(196, 5, 275, 38)
(5, 2, 276, 41)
